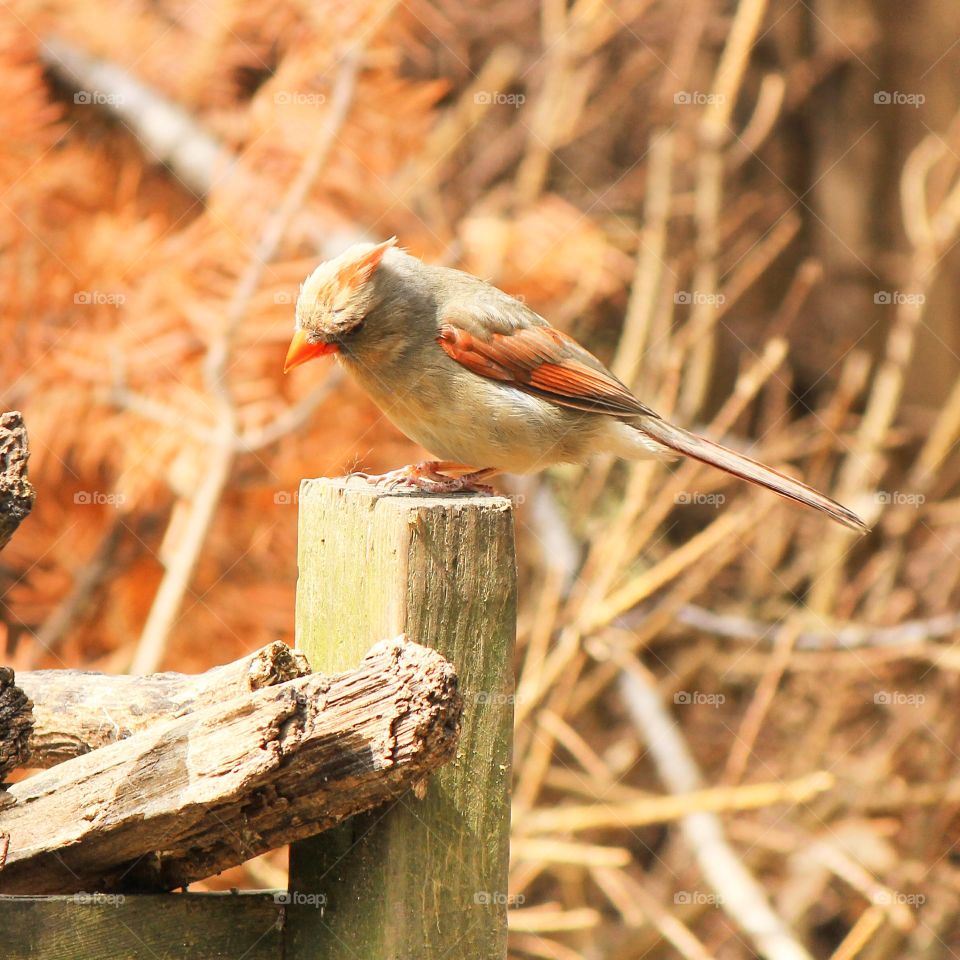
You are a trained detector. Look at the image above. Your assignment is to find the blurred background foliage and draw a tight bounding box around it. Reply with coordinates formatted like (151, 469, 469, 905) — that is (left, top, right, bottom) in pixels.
(4, 0, 960, 957)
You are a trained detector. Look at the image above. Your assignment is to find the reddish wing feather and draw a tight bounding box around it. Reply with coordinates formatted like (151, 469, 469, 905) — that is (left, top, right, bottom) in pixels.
(437, 321, 653, 417)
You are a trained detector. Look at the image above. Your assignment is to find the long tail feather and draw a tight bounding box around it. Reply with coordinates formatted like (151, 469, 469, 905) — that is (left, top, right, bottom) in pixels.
(638, 416, 869, 533)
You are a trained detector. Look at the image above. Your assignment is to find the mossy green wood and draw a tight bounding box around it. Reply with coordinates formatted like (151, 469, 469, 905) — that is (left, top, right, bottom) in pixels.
(287, 477, 516, 960)
(0, 893, 284, 960)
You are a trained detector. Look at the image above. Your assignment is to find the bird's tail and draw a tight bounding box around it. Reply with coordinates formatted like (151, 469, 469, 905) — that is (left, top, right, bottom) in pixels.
(637, 416, 868, 533)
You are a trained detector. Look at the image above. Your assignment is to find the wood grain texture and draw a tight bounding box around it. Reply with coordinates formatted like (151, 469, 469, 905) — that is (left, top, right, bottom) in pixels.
(14, 640, 311, 768)
(288, 477, 516, 960)
(0, 412, 36, 552)
(0, 638, 461, 894)
(0, 892, 284, 960)
(0, 667, 31, 780)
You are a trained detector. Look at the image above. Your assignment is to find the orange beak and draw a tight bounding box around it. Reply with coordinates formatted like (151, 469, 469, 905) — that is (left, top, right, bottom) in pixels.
(284, 329, 339, 373)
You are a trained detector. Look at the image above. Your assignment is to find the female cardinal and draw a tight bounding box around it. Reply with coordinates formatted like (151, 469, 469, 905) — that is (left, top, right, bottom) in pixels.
(284, 237, 867, 532)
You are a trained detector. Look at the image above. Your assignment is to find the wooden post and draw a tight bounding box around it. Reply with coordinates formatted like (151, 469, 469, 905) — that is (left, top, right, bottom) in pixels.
(287, 477, 517, 960)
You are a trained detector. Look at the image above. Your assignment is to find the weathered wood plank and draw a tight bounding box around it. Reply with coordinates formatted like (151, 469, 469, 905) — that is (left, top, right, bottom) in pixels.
(0, 892, 284, 960)
(0, 638, 461, 893)
(13, 640, 311, 768)
(288, 477, 516, 960)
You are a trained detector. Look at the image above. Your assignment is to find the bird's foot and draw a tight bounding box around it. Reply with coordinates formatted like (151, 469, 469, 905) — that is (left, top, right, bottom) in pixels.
(352, 462, 497, 495)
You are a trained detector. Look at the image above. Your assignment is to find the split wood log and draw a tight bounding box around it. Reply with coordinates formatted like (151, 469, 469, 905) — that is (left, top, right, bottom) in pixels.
(0, 668, 32, 780)
(0, 637, 461, 895)
(13, 640, 311, 768)
(0, 412, 35, 552)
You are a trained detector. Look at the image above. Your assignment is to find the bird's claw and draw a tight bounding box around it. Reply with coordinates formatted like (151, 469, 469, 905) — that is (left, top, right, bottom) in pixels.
(351, 463, 495, 495)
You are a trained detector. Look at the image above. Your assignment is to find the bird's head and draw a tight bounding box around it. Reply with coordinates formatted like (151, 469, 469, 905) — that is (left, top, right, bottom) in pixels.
(284, 237, 397, 372)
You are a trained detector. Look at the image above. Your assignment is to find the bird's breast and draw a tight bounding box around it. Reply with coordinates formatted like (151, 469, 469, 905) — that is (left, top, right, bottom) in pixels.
(339, 348, 605, 472)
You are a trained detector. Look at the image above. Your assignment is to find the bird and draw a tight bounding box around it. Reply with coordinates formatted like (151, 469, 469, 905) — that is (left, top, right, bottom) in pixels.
(284, 237, 867, 533)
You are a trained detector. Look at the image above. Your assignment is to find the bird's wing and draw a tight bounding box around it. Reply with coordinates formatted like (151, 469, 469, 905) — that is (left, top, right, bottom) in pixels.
(436, 297, 657, 418)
